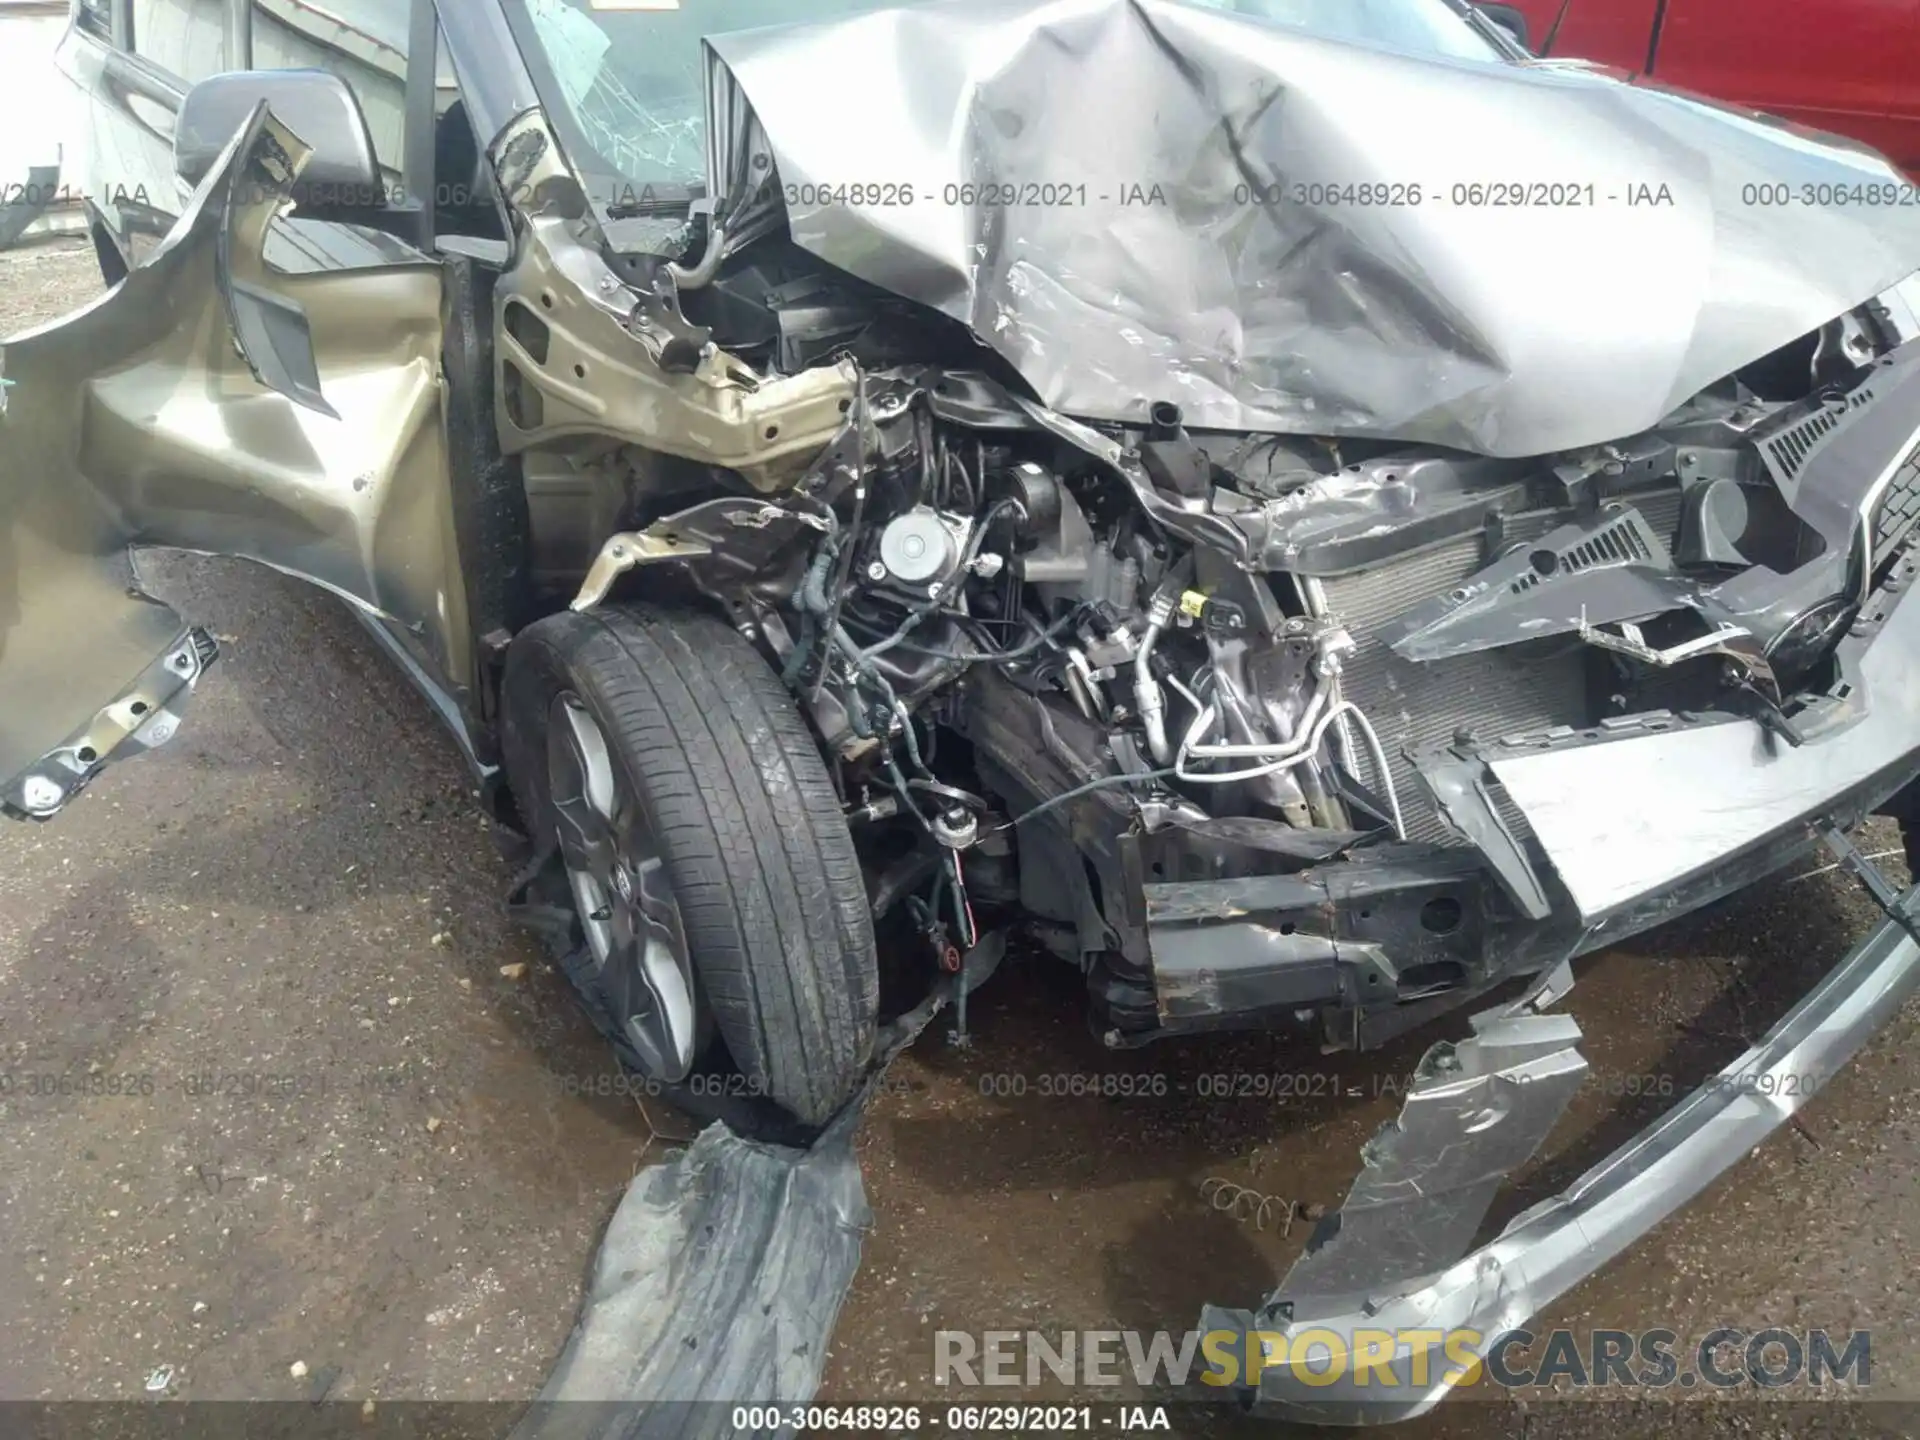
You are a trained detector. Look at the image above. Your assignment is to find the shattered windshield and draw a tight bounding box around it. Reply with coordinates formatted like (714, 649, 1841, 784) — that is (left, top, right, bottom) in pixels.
(508, 0, 1505, 199)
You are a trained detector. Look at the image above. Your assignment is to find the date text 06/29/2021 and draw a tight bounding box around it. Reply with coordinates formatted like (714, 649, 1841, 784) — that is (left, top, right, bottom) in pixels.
(728, 1406, 1170, 1433)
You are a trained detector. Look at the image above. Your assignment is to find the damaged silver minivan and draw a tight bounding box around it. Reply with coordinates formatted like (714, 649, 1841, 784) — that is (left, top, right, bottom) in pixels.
(12, 0, 1920, 1420)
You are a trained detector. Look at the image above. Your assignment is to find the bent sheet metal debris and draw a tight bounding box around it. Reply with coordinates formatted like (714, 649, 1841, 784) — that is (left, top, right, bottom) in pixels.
(1203, 831, 1920, 1423)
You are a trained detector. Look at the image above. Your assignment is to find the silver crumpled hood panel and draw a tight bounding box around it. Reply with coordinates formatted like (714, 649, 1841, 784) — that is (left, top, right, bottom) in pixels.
(702, 0, 1920, 457)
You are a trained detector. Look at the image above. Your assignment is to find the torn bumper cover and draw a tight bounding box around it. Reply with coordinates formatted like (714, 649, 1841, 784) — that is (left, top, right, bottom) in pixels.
(512, 1121, 869, 1440)
(508, 992, 954, 1440)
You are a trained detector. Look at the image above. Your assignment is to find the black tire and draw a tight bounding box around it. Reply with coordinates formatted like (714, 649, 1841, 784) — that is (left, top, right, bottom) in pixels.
(500, 604, 878, 1124)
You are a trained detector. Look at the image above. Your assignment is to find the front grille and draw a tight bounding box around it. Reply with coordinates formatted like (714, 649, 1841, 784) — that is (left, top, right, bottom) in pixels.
(1321, 492, 1682, 845)
(1873, 440, 1920, 563)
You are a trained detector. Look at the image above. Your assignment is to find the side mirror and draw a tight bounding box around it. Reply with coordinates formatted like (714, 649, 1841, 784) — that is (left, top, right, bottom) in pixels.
(1474, 2, 1534, 52)
(176, 70, 385, 208)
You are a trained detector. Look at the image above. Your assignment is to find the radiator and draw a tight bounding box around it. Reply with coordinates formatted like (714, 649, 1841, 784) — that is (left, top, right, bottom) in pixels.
(1319, 492, 1683, 845)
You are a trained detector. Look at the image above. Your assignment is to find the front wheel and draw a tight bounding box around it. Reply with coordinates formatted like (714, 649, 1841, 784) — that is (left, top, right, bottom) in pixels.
(500, 604, 879, 1124)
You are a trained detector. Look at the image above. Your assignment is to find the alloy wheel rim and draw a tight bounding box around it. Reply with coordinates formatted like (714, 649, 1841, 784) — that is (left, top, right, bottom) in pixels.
(546, 691, 701, 1081)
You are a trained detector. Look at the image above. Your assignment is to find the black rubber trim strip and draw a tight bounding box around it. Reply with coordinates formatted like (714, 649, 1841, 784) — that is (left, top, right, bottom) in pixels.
(1646, 0, 1672, 74)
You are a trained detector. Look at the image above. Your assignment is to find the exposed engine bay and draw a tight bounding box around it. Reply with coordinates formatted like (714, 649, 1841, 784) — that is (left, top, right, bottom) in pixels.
(19, 2, 1920, 1422)
(519, 218, 1920, 1054)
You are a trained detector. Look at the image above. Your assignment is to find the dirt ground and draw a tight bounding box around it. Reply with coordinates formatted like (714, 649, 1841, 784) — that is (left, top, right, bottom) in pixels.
(5, 238, 1920, 1437)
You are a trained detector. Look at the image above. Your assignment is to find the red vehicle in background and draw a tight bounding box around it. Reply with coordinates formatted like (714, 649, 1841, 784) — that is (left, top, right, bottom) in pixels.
(1483, 0, 1920, 171)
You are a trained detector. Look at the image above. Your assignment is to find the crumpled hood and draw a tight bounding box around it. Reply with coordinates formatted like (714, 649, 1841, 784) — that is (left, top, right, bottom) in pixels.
(703, 0, 1920, 457)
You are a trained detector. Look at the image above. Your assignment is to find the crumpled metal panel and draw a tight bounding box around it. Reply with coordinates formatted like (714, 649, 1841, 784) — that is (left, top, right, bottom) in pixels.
(705, 0, 1920, 456)
(1276, 1007, 1587, 1297)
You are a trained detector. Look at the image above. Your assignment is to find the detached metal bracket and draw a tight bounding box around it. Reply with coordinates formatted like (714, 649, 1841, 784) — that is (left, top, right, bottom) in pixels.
(573, 526, 714, 611)
(571, 497, 830, 611)
(1822, 824, 1920, 942)
(1726, 667, 1806, 746)
(3, 629, 217, 820)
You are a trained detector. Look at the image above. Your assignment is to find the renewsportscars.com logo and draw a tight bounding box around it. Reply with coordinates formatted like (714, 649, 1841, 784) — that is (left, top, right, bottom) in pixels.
(934, 1326, 1871, 1392)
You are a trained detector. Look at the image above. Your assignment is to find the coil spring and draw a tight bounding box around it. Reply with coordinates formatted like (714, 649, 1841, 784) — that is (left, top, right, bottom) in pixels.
(1199, 1176, 1300, 1235)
